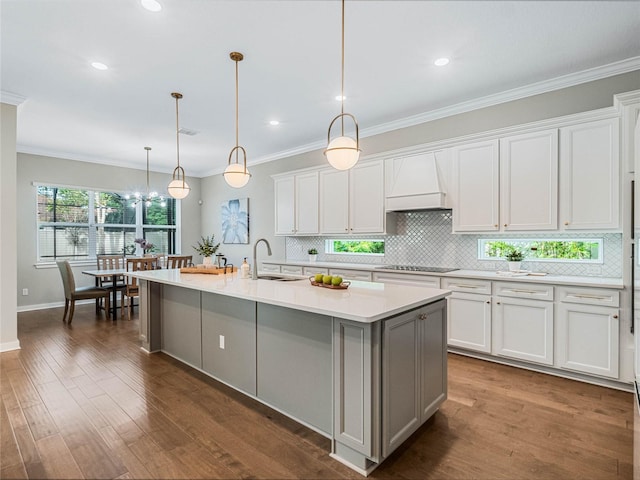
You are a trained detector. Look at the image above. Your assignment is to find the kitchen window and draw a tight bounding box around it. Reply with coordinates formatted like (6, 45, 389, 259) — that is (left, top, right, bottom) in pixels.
(478, 238, 603, 263)
(325, 239, 385, 256)
(36, 185, 178, 263)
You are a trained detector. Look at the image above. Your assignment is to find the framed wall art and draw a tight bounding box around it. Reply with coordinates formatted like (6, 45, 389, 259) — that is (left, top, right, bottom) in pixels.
(221, 198, 249, 244)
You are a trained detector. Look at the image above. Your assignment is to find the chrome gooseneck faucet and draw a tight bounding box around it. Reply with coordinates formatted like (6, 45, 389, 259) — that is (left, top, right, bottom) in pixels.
(252, 238, 272, 280)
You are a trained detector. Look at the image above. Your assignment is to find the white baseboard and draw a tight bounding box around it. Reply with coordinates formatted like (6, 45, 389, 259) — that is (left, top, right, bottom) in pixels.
(17, 299, 95, 313)
(0, 340, 21, 352)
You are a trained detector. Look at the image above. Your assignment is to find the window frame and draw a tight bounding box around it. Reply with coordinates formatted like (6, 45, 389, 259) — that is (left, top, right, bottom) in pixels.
(35, 183, 181, 265)
(477, 238, 604, 264)
(325, 238, 385, 257)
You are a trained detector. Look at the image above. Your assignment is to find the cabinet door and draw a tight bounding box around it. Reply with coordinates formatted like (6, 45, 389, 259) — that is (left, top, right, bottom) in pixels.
(373, 272, 440, 288)
(500, 129, 558, 231)
(382, 311, 420, 458)
(350, 160, 385, 234)
(319, 169, 349, 234)
(557, 303, 619, 378)
(274, 176, 295, 235)
(451, 140, 499, 232)
(161, 286, 202, 369)
(295, 172, 319, 235)
(560, 118, 620, 230)
(493, 296, 554, 365)
(420, 300, 447, 423)
(447, 292, 492, 353)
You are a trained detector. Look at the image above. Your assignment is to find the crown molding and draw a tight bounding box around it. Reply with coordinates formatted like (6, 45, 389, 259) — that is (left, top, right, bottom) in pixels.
(238, 56, 640, 170)
(1, 91, 27, 106)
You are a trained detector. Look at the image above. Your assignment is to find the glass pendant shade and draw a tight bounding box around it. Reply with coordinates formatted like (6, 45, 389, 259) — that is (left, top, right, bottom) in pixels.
(325, 135, 360, 170)
(168, 176, 190, 199)
(223, 163, 251, 188)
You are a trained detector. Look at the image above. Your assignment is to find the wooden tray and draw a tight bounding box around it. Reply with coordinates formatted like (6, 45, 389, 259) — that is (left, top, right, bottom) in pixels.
(180, 266, 238, 275)
(308, 277, 351, 290)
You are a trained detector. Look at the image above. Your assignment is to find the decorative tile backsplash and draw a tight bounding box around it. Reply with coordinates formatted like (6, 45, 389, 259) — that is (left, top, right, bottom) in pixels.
(285, 210, 622, 277)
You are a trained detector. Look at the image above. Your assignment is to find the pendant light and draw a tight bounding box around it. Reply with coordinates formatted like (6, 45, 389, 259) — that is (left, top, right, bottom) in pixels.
(168, 92, 191, 199)
(223, 52, 251, 188)
(324, 0, 361, 171)
(129, 147, 164, 207)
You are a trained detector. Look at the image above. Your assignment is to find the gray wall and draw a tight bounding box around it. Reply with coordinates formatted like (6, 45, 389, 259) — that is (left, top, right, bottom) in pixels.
(16, 153, 202, 309)
(198, 71, 640, 271)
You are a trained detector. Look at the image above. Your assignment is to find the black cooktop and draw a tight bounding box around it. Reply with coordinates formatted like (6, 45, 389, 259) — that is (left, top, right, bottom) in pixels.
(377, 265, 458, 273)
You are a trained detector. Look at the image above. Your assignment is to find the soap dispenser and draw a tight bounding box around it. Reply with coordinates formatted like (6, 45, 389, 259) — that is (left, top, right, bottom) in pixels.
(240, 257, 250, 279)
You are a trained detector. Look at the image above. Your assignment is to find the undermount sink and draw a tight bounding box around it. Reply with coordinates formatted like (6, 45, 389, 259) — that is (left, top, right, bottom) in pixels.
(257, 275, 304, 282)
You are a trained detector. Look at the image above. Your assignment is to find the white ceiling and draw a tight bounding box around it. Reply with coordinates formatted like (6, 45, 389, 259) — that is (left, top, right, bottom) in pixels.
(2, 0, 639, 177)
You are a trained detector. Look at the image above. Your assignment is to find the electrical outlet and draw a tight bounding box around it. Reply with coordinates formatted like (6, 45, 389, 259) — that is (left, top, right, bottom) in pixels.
(22, 288, 28, 296)
(219, 335, 225, 349)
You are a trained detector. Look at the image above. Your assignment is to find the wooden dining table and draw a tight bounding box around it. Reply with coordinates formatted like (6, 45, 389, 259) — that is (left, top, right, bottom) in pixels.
(82, 268, 127, 319)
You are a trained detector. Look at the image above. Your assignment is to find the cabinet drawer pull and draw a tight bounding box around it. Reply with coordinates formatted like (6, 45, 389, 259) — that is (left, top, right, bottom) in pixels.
(564, 221, 569, 226)
(454, 284, 483, 289)
(504, 288, 544, 295)
(496, 301, 501, 305)
(568, 294, 610, 301)
(486, 301, 491, 304)
(504, 224, 507, 227)
(613, 314, 619, 319)
(418, 313, 427, 320)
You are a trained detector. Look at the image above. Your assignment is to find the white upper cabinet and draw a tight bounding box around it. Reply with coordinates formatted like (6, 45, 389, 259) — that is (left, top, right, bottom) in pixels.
(320, 160, 388, 235)
(274, 172, 319, 236)
(560, 118, 620, 230)
(451, 139, 500, 232)
(500, 129, 558, 231)
(385, 150, 450, 211)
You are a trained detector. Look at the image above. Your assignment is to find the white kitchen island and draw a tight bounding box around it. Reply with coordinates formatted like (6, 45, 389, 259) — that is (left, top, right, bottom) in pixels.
(131, 269, 450, 476)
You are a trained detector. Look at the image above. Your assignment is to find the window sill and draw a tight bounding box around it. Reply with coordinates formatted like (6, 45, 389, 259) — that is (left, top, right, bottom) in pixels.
(35, 260, 97, 269)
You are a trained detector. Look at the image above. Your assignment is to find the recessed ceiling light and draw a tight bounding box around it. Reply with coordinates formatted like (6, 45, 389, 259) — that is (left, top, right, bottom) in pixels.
(141, 0, 162, 12)
(434, 57, 450, 67)
(335, 95, 346, 101)
(269, 120, 280, 126)
(91, 62, 108, 70)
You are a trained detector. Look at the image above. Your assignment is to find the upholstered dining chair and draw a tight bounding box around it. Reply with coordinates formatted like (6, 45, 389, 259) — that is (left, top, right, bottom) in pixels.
(166, 255, 192, 269)
(123, 257, 157, 319)
(56, 260, 110, 324)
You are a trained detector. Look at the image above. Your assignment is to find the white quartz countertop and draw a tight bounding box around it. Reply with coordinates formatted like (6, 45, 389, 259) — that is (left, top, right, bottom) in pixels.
(129, 269, 450, 323)
(263, 260, 624, 289)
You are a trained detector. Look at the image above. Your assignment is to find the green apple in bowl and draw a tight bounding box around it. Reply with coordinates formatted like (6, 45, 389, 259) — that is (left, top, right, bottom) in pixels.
(322, 275, 333, 285)
(314, 273, 324, 283)
(331, 276, 343, 286)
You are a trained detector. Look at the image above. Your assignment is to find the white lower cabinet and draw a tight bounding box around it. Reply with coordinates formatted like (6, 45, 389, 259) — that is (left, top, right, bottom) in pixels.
(303, 266, 329, 277)
(443, 278, 492, 353)
(329, 268, 372, 282)
(372, 271, 440, 288)
(556, 286, 620, 379)
(493, 296, 554, 366)
(280, 265, 303, 275)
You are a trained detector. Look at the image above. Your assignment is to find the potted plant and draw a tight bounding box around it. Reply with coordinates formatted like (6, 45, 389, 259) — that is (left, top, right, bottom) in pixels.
(193, 235, 220, 266)
(504, 247, 524, 272)
(308, 248, 318, 263)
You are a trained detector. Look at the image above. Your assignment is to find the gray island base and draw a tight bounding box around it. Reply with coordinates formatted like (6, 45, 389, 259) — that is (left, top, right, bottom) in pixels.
(132, 269, 450, 476)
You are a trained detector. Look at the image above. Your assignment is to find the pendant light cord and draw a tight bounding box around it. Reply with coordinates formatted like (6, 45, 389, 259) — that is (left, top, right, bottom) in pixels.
(175, 96, 181, 171)
(340, 0, 345, 136)
(235, 57, 240, 162)
(146, 148, 150, 196)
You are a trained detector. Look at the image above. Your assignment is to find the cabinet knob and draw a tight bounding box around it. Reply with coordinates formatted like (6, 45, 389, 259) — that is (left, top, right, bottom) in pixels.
(418, 313, 427, 320)
(486, 301, 490, 304)
(344, 228, 348, 232)
(504, 224, 507, 227)
(494, 224, 498, 228)
(496, 301, 501, 305)
(613, 314, 618, 319)
(564, 221, 569, 226)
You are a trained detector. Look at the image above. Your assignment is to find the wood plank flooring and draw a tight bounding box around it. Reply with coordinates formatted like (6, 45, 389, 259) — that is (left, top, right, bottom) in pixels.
(1, 304, 634, 479)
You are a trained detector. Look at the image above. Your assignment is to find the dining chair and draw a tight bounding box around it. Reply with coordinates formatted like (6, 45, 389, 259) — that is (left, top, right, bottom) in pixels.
(166, 255, 192, 269)
(56, 260, 110, 324)
(123, 257, 157, 319)
(96, 254, 126, 314)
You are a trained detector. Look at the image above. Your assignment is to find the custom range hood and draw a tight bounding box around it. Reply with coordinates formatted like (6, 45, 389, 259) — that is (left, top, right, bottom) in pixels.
(385, 150, 450, 211)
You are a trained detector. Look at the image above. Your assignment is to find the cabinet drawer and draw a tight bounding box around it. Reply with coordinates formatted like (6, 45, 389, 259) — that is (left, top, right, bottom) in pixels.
(303, 266, 329, 276)
(281, 265, 303, 275)
(442, 278, 491, 295)
(373, 272, 440, 288)
(329, 269, 372, 282)
(557, 286, 619, 307)
(493, 282, 554, 301)
(261, 264, 281, 273)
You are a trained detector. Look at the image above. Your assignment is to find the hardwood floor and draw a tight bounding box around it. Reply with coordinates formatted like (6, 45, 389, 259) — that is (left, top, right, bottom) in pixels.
(1, 304, 634, 479)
